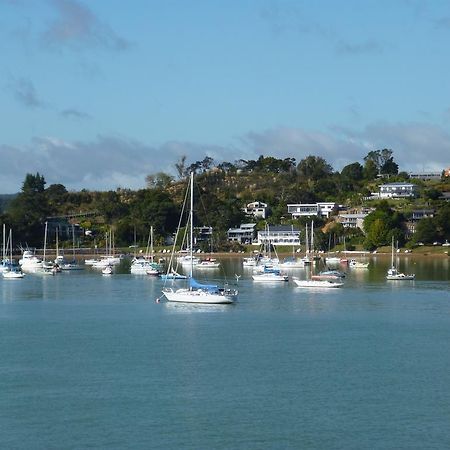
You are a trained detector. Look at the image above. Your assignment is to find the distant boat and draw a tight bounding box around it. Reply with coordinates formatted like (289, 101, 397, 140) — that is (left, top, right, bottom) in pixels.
(252, 266, 289, 282)
(55, 225, 84, 271)
(131, 226, 162, 275)
(386, 237, 415, 281)
(102, 265, 113, 275)
(349, 259, 370, 269)
(293, 278, 343, 288)
(196, 258, 221, 269)
(159, 270, 187, 280)
(2, 229, 24, 279)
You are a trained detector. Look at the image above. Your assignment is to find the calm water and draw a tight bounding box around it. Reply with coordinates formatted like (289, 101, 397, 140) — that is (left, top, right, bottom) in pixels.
(1, 257, 450, 450)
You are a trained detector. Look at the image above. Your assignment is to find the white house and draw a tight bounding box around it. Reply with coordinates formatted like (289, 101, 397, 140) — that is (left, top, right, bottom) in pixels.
(227, 223, 256, 244)
(337, 212, 369, 230)
(287, 202, 337, 219)
(243, 201, 269, 219)
(379, 183, 418, 199)
(256, 225, 300, 246)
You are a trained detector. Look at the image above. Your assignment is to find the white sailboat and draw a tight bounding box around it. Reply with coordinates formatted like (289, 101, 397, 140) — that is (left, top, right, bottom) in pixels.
(92, 229, 123, 268)
(35, 222, 56, 275)
(2, 229, 25, 279)
(131, 226, 161, 275)
(161, 173, 237, 304)
(1, 223, 11, 273)
(293, 228, 344, 288)
(56, 225, 84, 271)
(386, 237, 415, 280)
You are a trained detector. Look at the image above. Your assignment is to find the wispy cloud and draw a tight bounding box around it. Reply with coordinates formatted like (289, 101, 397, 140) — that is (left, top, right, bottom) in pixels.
(259, 1, 334, 38)
(11, 77, 45, 108)
(60, 108, 91, 120)
(1, 121, 449, 193)
(336, 39, 383, 55)
(41, 0, 131, 52)
(434, 16, 450, 29)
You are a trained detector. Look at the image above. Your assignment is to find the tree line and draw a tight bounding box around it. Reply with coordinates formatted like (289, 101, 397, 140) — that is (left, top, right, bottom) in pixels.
(1, 149, 449, 250)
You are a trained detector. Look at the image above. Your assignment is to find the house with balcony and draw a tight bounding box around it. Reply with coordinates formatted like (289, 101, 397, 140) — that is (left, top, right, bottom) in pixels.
(337, 210, 370, 231)
(243, 201, 269, 219)
(227, 223, 256, 244)
(193, 226, 213, 244)
(256, 225, 300, 246)
(379, 182, 419, 199)
(405, 209, 435, 235)
(287, 202, 337, 219)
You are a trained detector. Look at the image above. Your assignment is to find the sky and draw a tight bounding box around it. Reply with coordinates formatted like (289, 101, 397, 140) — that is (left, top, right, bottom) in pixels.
(1, 0, 450, 193)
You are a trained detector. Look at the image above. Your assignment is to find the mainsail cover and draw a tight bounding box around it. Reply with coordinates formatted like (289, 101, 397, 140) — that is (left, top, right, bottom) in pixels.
(189, 277, 218, 292)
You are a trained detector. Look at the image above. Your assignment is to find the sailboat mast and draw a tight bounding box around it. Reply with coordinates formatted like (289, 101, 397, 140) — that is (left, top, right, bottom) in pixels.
(189, 172, 194, 278)
(2, 223, 5, 262)
(391, 236, 394, 268)
(150, 225, 154, 263)
(72, 224, 76, 260)
(43, 221, 48, 262)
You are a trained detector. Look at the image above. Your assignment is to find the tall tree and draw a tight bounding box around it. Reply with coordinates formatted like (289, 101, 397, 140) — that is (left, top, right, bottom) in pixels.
(297, 155, 333, 181)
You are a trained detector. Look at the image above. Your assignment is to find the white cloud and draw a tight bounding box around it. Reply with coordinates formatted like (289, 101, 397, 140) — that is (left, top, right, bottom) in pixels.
(42, 0, 130, 51)
(1, 121, 448, 193)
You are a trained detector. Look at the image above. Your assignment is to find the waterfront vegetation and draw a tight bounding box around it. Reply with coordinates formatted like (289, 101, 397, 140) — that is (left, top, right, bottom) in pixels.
(1, 150, 449, 252)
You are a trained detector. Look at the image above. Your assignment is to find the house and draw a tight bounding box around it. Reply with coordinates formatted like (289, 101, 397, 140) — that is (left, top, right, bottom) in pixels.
(243, 201, 269, 219)
(256, 225, 300, 246)
(227, 223, 256, 244)
(379, 182, 419, 199)
(46, 219, 83, 240)
(405, 209, 435, 235)
(287, 202, 337, 219)
(193, 226, 213, 244)
(337, 211, 369, 231)
(409, 172, 441, 181)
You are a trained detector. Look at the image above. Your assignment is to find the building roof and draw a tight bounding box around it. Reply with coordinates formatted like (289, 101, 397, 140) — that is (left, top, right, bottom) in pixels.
(260, 225, 300, 232)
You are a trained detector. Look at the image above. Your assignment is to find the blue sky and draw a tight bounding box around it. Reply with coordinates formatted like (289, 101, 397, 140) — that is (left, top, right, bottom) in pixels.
(1, 0, 450, 192)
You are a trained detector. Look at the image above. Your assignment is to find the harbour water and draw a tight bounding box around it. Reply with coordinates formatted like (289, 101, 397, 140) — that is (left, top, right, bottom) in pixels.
(1, 257, 450, 449)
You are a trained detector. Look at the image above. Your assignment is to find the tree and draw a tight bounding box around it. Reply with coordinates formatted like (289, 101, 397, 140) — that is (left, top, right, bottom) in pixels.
(341, 162, 363, 181)
(146, 172, 174, 189)
(22, 172, 46, 194)
(175, 155, 187, 179)
(6, 173, 50, 246)
(363, 201, 405, 249)
(363, 159, 378, 180)
(297, 155, 333, 181)
(412, 218, 438, 244)
(380, 157, 398, 176)
(45, 183, 68, 212)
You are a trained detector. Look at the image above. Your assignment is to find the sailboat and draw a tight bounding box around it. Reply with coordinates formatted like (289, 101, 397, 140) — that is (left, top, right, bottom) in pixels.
(130, 226, 161, 275)
(252, 223, 288, 281)
(92, 229, 123, 268)
(386, 237, 415, 280)
(293, 223, 344, 288)
(35, 221, 56, 275)
(56, 225, 84, 271)
(161, 173, 238, 304)
(1, 224, 11, 273)
(2, 229, 25, 279)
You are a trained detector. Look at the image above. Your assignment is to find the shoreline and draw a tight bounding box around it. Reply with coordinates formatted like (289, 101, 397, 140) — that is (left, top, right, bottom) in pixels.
(25, 248, 449, 259)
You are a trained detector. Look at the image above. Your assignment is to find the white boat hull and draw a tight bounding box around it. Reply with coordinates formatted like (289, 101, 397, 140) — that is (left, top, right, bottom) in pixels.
(162, 288, 236, 304)
(2, 271, 25, 279)
(293, 278, 343, 288)
(252, 273, 289, 282)
(386, 274, 415, 280)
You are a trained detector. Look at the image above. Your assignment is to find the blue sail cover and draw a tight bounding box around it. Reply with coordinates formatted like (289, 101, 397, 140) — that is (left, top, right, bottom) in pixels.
(189, 277, 218, 292)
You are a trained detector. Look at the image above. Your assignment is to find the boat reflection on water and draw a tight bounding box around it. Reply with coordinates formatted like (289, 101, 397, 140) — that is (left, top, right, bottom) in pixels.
(162, 301, 233, 314)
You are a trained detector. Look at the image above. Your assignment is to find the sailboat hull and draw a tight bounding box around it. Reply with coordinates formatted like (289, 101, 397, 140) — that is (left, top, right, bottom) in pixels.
(162, 288, 236, 304)
(293, 278, 343, 288)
